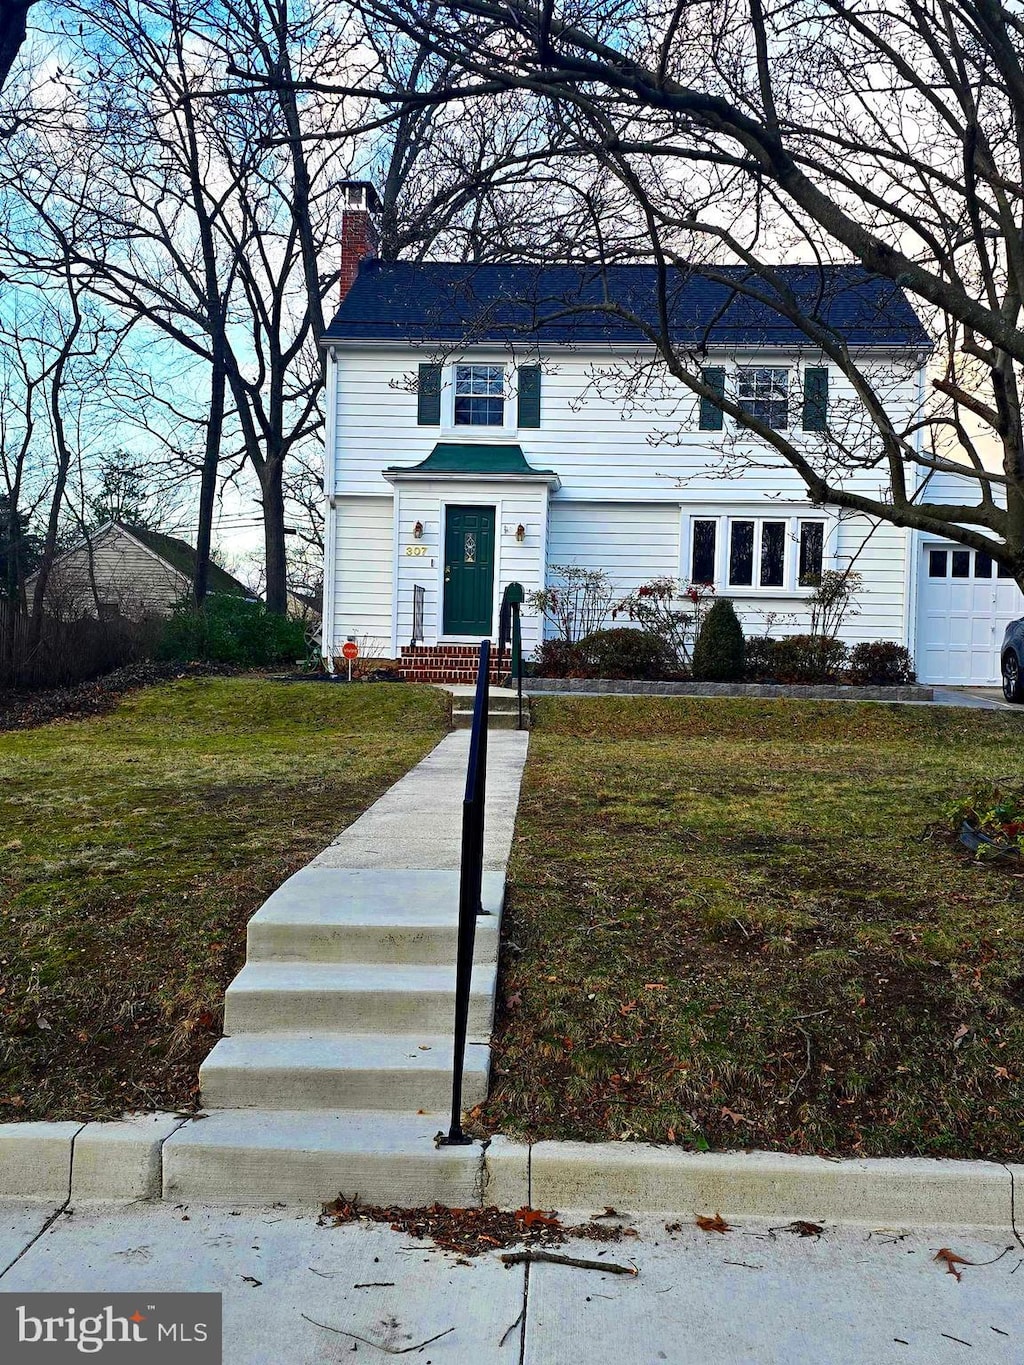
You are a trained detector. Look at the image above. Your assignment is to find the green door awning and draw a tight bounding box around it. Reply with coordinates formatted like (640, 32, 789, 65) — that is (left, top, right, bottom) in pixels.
(384, 443, 560, 484)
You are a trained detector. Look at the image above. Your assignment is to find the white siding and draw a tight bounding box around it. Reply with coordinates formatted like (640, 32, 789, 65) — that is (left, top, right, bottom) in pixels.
(332, 348, 922, 506)
(326, 344, 933, 656)
(393, 481, 549, 652)
(834, 517, 910, 644)
(329, 496, 393, 656)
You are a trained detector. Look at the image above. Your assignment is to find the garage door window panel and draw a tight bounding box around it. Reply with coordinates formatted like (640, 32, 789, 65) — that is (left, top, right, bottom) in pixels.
(928, 550, 948, 577)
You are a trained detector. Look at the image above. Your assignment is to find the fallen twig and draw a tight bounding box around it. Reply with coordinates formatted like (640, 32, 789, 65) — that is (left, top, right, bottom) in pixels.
(940, 1332, 973, 1347)
(498, 1305, 525, 1348)
(300, 1315, 454, 1354)
(499, 1250, 637, 1276)
(353, 1282, 396, 1289)
(783, 1024, 812, 1104)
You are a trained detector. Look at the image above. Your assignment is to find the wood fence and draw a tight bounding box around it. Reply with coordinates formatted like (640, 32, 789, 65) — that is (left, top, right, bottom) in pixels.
(0, 600, 155, 689)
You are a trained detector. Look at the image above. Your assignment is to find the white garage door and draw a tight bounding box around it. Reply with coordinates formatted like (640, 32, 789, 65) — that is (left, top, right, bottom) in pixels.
(917, 542, 1023, 685)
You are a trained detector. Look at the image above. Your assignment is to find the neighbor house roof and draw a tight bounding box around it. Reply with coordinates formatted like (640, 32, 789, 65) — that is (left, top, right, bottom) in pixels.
(324, 262, 932, 350)
(29, 521, 253, 598)
(122, 525, 251, 597)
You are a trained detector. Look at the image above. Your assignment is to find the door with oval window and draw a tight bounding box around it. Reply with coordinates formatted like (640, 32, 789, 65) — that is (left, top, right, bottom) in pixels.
(443, 505, 495, 635)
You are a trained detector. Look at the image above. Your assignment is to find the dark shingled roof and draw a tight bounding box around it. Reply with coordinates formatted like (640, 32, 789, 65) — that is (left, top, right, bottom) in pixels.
(324, 261, 932, 350)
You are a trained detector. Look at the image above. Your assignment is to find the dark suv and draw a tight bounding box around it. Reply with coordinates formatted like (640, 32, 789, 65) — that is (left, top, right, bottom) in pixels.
(1002, 618, 1024, 702)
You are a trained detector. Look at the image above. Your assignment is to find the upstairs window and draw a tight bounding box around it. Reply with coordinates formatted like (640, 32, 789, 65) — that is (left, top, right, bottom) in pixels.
(454, 364, 504, 426)
(738, 367, 790, 430)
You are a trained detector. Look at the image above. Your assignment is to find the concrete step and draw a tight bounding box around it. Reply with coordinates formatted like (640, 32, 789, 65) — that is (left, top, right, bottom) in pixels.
(452, 709, 523, 730)
(200, 1032, 490, 1111)
(222, 961, 497, 1036)
(162, 1108, 487, 1206)
(246, 868, 503, 964)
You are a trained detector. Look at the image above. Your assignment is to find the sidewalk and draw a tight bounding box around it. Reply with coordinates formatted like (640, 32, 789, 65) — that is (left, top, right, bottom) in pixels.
(1, 1200, 1018, 1362)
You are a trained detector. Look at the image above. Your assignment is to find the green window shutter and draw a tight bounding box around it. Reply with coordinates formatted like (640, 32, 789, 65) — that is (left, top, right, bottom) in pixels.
(417, 363, 441, 425)
(517, 365, 542, 428)
(698, 367, 726, 431)
(802, 367, 828, 431)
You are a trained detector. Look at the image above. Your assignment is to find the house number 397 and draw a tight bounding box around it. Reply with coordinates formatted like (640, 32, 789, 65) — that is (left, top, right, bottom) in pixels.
(405, 545, 427, 556)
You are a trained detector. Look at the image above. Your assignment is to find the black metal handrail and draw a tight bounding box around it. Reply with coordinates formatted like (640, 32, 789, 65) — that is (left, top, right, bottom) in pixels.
(498, 581, 526, 729)
(437, 637, 490, 1147)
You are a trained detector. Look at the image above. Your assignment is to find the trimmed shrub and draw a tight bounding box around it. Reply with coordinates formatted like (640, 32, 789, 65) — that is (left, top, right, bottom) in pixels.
(158, 595, 305, 667)
(692, 599, 745, 681)
(531, 638, 586, 677)
(846, 641, 916, 685)
(742, 636, 776, 682)
(768, 634, 848, 684)
(577, 627, 675, 680)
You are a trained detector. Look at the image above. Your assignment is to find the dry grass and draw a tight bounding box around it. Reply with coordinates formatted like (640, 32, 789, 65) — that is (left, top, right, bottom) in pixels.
(0, 677, 448, 1121)
(479, 697, 1024, 1159)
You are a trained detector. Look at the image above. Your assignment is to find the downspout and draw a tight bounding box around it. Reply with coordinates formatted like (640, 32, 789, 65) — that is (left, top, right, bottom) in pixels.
(321, 346, 339, 671)
(903, 353, 928, 663)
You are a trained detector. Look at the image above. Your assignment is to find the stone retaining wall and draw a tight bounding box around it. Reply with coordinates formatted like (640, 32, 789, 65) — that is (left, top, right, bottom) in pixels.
(525, 678, 933, 702)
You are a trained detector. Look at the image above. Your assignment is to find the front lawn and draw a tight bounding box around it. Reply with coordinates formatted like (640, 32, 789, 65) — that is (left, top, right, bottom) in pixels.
(483, 697, 1024, 1159)
(0, 678, 448, 1121)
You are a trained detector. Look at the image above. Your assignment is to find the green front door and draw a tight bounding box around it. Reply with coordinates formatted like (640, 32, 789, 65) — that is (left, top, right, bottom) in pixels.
(443, 504, 495, 635)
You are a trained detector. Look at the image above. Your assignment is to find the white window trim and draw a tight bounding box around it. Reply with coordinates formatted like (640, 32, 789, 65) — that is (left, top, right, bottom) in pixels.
(682, 512, 831, 596)
(441, 361, 519, 437)
(735, 365, 792, 431)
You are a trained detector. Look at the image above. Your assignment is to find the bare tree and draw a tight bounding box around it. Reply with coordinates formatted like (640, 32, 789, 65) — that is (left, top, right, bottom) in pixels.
(342, 0, 1024, 587)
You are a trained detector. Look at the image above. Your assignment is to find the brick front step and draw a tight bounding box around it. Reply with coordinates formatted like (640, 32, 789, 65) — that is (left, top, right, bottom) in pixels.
(400, 646, 510, 660)
(399, 644, 511, 686)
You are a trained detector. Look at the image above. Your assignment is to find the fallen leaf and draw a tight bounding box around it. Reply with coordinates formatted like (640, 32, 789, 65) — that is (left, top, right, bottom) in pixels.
(934, 1248, 974, 1281)
(618, 1001, 637, 1015)
(516, 1208, 561, 1229)
(643, 982, 667, 991)
(781, 1220, 823, 1238)
(240, 1275, 262, 1287)
(952, 1024, 970, 1049)
(695, 1213, 731, 1235)
(721, 1107, 747, 1126)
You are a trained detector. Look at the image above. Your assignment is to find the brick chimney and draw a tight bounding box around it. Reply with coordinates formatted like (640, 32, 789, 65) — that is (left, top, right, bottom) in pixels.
(339, 181, 381, 301)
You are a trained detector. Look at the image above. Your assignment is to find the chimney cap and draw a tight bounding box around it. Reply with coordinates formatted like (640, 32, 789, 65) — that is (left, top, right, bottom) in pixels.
(340, 180, 382, 213)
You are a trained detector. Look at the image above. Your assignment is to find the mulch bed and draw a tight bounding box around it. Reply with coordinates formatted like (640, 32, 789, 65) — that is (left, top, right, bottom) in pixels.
(0, 660, 242, 732)
(320, 1196, 634, 1257)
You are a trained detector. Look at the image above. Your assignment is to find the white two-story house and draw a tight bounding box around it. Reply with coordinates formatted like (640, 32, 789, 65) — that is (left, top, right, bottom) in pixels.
(321, 186, 1022, 686)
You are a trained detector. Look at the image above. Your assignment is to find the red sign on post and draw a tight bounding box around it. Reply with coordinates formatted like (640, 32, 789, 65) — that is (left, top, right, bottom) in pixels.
(341, 641, 359, 660)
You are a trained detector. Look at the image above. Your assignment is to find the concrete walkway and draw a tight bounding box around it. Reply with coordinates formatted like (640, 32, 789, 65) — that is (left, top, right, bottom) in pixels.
(1, 1201, 1019, 1363)
(163, 729, 529, 1205)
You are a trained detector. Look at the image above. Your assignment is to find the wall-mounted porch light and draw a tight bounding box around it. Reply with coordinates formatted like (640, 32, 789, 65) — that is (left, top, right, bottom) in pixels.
(515, 523, 526, 542)
(413, 520, 424, 540)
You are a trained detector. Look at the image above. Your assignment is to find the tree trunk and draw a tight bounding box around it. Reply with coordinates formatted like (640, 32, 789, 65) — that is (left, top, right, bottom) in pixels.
(193, 343, 226, 606)
(262, 456, 288, 615)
